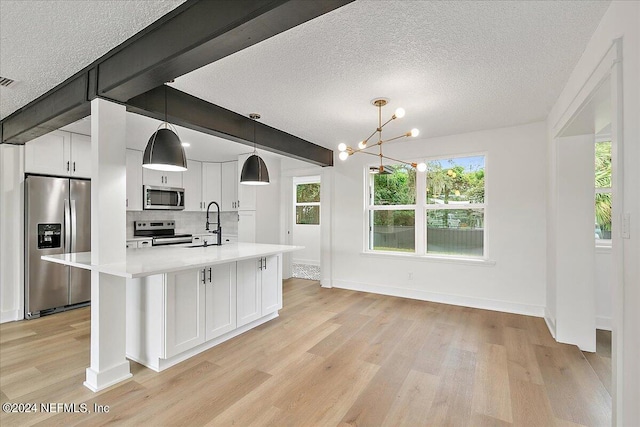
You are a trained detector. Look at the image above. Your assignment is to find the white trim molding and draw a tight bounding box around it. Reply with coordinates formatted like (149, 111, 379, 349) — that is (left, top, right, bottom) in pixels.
(544, 308, 557, 339)
(333, 279, 544, 317)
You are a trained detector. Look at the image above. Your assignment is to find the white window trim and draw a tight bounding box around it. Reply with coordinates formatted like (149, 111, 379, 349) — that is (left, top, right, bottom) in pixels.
(294, 179, 321, 226)
(363, 152, 488, 261)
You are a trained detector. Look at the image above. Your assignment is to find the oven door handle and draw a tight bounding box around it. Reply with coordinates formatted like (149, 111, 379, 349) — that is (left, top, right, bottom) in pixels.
(177, 190, 182, 207)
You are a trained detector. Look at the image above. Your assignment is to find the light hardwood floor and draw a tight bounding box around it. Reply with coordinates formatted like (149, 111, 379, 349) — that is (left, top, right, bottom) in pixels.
(1, 278, 611, 426)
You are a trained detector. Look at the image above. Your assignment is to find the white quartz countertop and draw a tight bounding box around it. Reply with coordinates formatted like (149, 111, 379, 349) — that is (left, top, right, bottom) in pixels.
(42, 243, 302, 279)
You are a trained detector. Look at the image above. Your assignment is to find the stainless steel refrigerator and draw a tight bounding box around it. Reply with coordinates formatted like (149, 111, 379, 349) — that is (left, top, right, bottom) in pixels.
(25, 175, 91, 319)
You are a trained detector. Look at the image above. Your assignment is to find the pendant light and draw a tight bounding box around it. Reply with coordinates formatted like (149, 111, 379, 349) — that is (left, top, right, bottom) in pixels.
(240, 113, 270, 185)
(142, 84, 187, 172)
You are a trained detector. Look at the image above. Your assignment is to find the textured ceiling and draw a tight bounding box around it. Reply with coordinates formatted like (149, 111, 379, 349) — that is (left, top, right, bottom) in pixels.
(172, 0, 610, 149)
(2, 0, 610, 154)
(0, 0, 186, 119)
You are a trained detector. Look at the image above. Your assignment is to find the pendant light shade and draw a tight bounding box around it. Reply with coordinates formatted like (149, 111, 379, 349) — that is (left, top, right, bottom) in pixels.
(142, 127, 187, 171)
(240, 154, 270, 185)
(142, 83, 188, 172)
(241, 113, 269, 185)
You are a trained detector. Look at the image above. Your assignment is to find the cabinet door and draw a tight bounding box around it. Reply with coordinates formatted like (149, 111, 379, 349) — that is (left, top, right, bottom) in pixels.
(261, 255, 281, 314)
(221, 161, 238, 211)
(205, 263, 237, 340)
(126, 149, 143, 211)
(142, 168, 183, 187)
(70, 133, 91, 178)
(238, 210, 256, 243)
(164, 170, 183, 188)
(202, 162, 221, 207)
(24, 131, 69, 176)
(165, 269, 206, 358)
(236, 259, 262, 327)
(237, 154, 256, 210)
(183, 159, 203, 211)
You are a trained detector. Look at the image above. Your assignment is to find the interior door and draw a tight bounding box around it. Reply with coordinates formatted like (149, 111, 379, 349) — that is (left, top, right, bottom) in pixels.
(69, 179, 91, 304)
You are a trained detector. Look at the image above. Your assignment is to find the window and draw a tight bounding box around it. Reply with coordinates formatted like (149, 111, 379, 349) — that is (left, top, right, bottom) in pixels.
(595, 140, 611, 243)
(295, 182, 320, 225)
(367, 155, 486, 258)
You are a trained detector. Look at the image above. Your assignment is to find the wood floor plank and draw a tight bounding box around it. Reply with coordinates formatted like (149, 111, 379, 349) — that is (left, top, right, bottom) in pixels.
(504, 325, 544, 385)
(510, 378, 557, 427)
(381, 369, 439, 427)
(472, 343, 513, 423)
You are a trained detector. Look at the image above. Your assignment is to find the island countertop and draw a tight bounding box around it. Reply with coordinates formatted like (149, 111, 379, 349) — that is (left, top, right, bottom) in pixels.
(42, 243, 302, 279)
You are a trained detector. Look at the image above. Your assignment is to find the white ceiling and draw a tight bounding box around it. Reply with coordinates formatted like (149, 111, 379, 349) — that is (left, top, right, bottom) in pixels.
(3, 0, 610, 158)
(0, 0, 186, 119)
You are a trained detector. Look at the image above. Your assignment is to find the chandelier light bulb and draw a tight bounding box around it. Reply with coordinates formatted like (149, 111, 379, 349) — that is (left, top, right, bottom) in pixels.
(417, 162, 427, 172)
(358, 141, 367, 149)
(410, 128, 420, 137)
(338, 143, 347, 152)
(339, 151, 349, 161)
(394, 107, 405, 119)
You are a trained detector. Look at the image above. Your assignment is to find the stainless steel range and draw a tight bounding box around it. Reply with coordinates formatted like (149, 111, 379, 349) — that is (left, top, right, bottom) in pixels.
(134, 221, 192, 246)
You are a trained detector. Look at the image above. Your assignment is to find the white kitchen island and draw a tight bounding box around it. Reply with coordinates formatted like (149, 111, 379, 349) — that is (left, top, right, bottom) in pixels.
(43, 243, 302, 376)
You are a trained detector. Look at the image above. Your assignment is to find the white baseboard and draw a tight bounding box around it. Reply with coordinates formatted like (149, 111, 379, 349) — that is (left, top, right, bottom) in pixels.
(292, 259, 320, 266)
(1, 308, 21, 323)
(596, 316, 612, 331)
(332, 280, 545, 317)
(320, 278, 332, 288)
(544, 308, 557, 339)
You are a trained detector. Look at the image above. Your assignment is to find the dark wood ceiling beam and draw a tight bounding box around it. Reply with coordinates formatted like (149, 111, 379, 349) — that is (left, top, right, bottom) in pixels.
(127, 85, 333, 167)
(1, 0, 353, 147)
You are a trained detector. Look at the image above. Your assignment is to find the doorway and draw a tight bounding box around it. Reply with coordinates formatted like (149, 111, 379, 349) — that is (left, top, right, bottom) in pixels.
(291, 176, 321, 280)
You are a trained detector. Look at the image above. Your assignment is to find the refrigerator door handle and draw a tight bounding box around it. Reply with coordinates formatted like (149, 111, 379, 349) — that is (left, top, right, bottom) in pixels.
(70, 199, 77, 253)
(64, 198, 71, 253)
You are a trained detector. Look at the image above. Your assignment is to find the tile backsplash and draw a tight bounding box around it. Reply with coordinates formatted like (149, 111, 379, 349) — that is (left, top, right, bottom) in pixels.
(127, 210, 238, 238)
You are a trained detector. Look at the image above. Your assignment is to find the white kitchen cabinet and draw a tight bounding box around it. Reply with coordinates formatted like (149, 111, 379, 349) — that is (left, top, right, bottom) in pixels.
(205, 263, 237, 340)
(221, 161, 238, 211)
(202, 162, 221, 208)
(236, 258, 262, 327)
(236, 255, 281, 328)
(126, 149, 143, 211)
(237, 154, 257, 210)
(183, 159, 203, 211)
(261, 255, 281, 314)
(238, 210, 256, 243)
(164, 268, 206, 358)
(143, 167, 183, 188)
(25, 130, 91, 178)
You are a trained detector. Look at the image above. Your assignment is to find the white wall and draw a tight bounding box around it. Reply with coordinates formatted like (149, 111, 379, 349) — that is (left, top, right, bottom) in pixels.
(595, 248, 613, 330)
(292, 176, 321, 265)
(330, 121, 547, 316)
(0, 144, 25, 322)
(255, 155, 281, 245)
(546, 2, 640, 424)
(554, 135, 596, 351)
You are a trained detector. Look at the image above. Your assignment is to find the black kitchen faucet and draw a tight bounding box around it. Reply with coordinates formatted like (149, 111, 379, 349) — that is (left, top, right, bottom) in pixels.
(205, 201, 222, 246)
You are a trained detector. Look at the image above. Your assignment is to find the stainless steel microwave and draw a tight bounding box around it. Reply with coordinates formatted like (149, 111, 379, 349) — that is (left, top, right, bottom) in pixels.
(143, 185, 185, 210)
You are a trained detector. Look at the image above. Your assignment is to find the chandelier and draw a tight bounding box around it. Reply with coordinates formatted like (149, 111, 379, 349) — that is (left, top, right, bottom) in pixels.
(338, 98, 426, 174)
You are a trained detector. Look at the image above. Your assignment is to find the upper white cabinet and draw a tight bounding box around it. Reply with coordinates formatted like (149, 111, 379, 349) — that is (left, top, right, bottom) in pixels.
(25, 130, 91, 178)
(202, 162, 221, 209)
(221, 161, 238, 211)
(238, 210, 256, 243)
(126, 149, 143, 211)
(143, 167, 183, 188)
(237, 154, 256, 210)
(183, 159, 203, 211)
(69, 134, 91, 178)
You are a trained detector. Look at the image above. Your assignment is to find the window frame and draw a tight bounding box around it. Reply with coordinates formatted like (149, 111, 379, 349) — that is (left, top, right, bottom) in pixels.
(594, 137, 612, 247)
(364, 152, 488, 260)
(294, 177, 321, 226)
